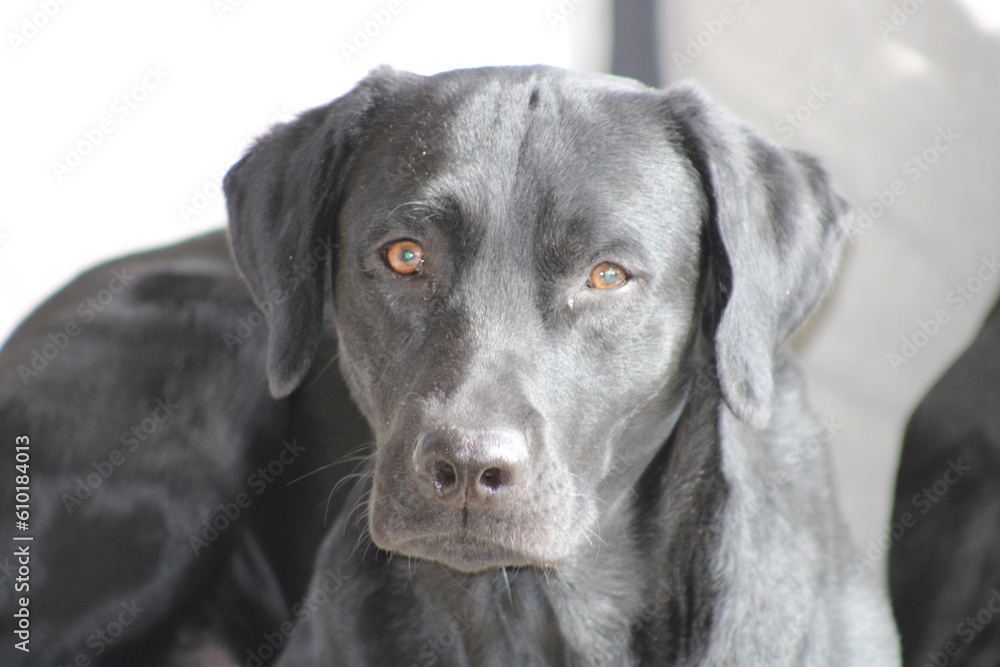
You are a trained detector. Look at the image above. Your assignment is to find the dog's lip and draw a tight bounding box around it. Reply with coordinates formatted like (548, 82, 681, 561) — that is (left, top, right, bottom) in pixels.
(385, 530, 550, 572)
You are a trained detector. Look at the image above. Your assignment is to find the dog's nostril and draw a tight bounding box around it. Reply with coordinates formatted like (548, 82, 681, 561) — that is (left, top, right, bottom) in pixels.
(480, 467, 503, 492)
(415, 427, 528, 505)
(432, 461, 457, 492)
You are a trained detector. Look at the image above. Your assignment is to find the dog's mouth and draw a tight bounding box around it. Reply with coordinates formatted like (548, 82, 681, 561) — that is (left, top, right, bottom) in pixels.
(367, 502, 575, 573)
(367, 476, 592, 573)
(386, 530, 543, 573)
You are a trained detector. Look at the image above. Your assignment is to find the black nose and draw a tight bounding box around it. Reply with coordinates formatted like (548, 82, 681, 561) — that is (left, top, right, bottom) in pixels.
(414, 427, 528, 507)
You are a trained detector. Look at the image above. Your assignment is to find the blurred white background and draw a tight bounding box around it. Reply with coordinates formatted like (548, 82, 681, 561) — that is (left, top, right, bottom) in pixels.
(0, 0, 611, 339)
(3, 0, 999, 574)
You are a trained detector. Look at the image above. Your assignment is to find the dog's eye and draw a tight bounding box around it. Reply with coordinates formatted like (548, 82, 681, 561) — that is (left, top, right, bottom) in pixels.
(383, 240, 425, 275)
(588, 263, 628, 290)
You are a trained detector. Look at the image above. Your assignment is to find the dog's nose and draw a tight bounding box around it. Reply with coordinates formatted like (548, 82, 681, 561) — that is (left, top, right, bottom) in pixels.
(414, 427, 528, 507)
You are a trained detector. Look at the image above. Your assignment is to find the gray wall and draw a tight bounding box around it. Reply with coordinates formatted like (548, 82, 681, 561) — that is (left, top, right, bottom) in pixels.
(662, 0, 1000, 568)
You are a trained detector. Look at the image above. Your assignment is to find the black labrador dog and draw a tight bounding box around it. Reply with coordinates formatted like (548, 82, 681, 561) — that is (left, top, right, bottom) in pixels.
(0, 66, 899, 665)
(890, 295, 1000, 665)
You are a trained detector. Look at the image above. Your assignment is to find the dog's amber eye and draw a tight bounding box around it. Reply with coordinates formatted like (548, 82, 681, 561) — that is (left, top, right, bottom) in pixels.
(589, 263, 628, 289)
(383, 240, 424, 275)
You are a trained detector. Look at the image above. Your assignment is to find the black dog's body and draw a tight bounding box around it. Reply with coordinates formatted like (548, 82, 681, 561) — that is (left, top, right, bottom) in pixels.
(0, 231, 378, 664)
(890, 297, 1000, 665)
(1, 66, 899, 664)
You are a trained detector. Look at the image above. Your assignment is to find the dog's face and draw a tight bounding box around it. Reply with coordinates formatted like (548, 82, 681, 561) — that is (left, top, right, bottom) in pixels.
(224, 66, 846, 573)
(332, 73, 705, 570)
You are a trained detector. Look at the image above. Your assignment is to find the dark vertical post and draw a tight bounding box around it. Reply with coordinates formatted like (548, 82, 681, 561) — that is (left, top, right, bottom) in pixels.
(611, 0, 662, 87)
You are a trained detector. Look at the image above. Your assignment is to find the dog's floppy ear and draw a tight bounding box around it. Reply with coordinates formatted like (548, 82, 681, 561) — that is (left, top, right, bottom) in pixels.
(224, 69, 396, 398)
(665, 85, 847, 428)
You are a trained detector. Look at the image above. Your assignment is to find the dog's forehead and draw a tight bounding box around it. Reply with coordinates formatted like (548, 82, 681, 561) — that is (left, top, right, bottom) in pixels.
(387, 70, 687, 185)
(346, 68, 703, 251)
(417, 68, 652, 164)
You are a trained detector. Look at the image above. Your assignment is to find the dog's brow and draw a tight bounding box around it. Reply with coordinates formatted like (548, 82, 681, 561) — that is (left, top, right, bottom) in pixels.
(591, 236, 653, 267)
(385, 200, 439, 223)
(384, 199, 454, 230)
(360, 200, 449, 245)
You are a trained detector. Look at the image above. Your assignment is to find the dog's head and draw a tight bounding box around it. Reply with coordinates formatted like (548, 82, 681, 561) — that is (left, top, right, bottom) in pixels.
(224, 66, 845, 573)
